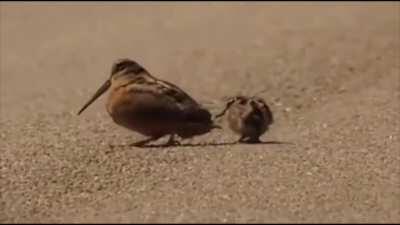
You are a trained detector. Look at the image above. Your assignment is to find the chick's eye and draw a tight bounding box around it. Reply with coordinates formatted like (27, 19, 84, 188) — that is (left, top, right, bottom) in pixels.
(239, 100, 247, 105)
(249, 101, 258, 108)
(234, 96, 246, 105)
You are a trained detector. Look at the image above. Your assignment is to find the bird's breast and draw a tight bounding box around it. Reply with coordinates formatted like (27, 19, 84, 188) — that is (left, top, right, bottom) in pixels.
(105, 86, 148, 132)
(104, 85, 177, 137)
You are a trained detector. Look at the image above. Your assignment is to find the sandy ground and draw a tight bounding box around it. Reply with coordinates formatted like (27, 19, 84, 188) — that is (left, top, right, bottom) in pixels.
(1, 2, 399, 223)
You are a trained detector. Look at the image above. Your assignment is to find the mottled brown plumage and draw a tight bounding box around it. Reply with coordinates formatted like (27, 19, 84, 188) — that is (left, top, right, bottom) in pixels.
(215, 95, 273, 143)
(78, 58, 219, 146)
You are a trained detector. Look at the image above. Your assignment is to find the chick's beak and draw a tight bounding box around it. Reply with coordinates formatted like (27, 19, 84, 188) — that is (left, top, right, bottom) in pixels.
(77, 79, 111, 115)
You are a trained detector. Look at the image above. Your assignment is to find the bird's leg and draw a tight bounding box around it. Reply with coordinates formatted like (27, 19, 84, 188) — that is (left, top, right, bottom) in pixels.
(214, 98, 236, 120)
(238, 135, 261, 144)
(238, 135, 247, 143)
(247, 136, 261, 143)
(164, 134, 181, 146)
(129, 136, 162, 147)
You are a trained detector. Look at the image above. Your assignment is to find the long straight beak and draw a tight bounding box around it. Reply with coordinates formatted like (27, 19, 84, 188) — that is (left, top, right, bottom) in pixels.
(77, 79, 111, 115)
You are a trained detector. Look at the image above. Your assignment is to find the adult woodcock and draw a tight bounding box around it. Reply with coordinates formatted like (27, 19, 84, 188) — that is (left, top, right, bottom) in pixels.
(78, 58, 220, 147)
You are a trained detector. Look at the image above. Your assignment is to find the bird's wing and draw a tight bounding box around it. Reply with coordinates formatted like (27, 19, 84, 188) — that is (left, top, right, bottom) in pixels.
(154, 80, 213, 123)
(155, 79, 201, 106)
(124, 80, 212, 124)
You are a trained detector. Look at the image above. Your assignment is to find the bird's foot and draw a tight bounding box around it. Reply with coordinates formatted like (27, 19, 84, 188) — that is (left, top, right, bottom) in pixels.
(129, 136, 161, 147)
(238, 136, 261, 144)
(163, 135, 181, 146)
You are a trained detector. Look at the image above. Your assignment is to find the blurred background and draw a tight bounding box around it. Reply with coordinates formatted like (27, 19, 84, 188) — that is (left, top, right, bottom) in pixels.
(1, 2, 399, 223)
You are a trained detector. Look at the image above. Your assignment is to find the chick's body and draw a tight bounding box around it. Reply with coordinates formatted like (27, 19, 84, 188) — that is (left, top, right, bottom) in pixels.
(218, 96, 273, 143)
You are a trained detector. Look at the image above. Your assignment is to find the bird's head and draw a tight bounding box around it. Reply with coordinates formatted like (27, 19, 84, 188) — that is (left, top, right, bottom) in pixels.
(110, 58, 146, 79)
(77, 58, 145, 115)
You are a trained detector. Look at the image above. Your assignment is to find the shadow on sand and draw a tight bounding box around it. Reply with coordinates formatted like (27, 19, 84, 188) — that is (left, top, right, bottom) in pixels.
(110, 140, 295, 149)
